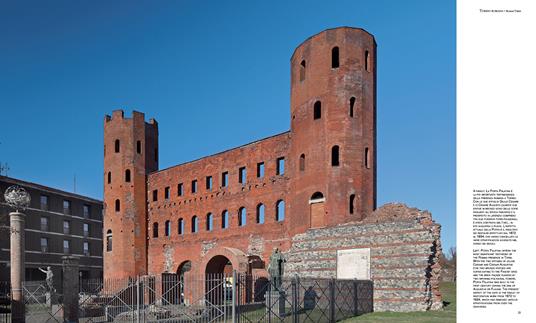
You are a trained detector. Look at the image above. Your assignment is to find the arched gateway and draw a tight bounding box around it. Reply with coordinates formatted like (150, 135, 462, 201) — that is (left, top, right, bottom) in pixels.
(203, 248, 248, 307)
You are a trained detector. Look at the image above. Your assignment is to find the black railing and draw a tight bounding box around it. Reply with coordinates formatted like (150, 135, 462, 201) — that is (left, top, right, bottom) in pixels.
(236, 274, 373, 323)
(0, 282, 10, 323)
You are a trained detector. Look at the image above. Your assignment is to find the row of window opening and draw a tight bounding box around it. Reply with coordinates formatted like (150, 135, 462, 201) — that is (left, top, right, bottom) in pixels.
(149, 158, 285, 202)
(108, 139, 157, 162)
(311, 97, 357, 121)
(299, 47, 370, 82)
(40, 237, 91, 256)
(38, 195, 92, 218)
(152, 201, 285, 238)
(299, 145, 370, 169)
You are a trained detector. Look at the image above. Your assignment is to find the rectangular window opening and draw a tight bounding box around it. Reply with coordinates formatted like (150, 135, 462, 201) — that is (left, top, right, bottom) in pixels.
(83, 223, 90, 237)
(238, 167, 246, 184)
(192, 180, 198, 193)
(40, 195, 49, 211)
(257, 162, 265, 178)
(83, 204, 90, 218)
(40, 238, 48, 253)
(164, 186, 170, 199)
(206, 176, 213, 190)
(40, 217, 49, 231)
(83, 242, 90, 256)
(177, 183, 183, 196)
(152, 190, 158, 202)
(63, 240, 70, 254)
(276, 157, 285, 175)
(63, 200, 72, 215)
(222, 172, 228, 188)
(63, 220, 70, 234)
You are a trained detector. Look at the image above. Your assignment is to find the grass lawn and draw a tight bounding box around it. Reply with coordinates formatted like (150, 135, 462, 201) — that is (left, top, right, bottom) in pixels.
(341, 282, 456, 323)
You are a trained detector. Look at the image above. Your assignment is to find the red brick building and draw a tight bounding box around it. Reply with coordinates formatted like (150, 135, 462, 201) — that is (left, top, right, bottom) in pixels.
(103, 27, 377, 280)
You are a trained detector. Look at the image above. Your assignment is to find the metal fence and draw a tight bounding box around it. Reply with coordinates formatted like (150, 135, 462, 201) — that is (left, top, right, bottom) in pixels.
(0, 282, 10, 323)
(23, 280, 64, 322)
(236, 274, 373, 323)
(78, 273, 233, 322)
(0, 273, 372, 322)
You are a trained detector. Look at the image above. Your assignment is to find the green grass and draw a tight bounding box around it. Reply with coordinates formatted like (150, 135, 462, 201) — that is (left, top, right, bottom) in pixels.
(341, 282, 456, 323)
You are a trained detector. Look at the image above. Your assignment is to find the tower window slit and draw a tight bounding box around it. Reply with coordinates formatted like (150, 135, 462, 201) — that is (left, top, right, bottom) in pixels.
(314, 101, 321, 120)
(299, 154, 305, 171)
(332, 47, 340, 68)
(300, 60, 306, 81)
(350, 97, 356, 117)
(331, 145, 340, 166)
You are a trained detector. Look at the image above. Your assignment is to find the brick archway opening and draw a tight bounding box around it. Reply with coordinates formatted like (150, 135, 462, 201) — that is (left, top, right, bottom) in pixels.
(177, 260, 192, 277)
(205, 255, 233, 275)
(175, 260, 192, 304)
(205, 255, 233, 306)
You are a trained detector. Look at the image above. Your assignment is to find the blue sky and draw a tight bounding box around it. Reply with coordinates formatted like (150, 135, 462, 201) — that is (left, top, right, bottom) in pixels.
(0, 1, 456, 251)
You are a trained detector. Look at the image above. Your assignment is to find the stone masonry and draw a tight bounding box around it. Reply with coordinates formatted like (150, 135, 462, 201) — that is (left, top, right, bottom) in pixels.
(285, 203, 443, 311)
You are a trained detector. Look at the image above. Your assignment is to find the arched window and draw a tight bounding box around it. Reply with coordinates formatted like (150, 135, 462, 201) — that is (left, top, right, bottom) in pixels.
(153, 222, 159, 238)
(115, 199, 120, 212)
(222, 210, 229, 229)
(300, 60, 306, 81)
(332, 47, 340, 68)
(349, 97, 356, 117)
(349, 194, 356, 214)
(331, 145, 340, 166)
(125, 169, 131, 182)
(256, 204, 265, 224)
(165, 220, 171, 236)
(191, 216, 198, 233)
(314, 101, 321, 120)
(238, 207, 246, 226)
(299, 154, 305, 171)
(206, 213, 213, 231)
(178, 218, 184, 235)
(106, 230, 112, 252)
(276, 200, 285, 221)
(310, 192, 325, 201)
(107, 172, 111, 184)
(365, 147, 370, 169)
(365, 50, 370, 71)
(115, 139, 120, 153)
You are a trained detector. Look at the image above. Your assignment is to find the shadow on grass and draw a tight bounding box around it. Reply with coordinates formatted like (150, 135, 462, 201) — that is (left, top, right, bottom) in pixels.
(341, 282, 456, 323)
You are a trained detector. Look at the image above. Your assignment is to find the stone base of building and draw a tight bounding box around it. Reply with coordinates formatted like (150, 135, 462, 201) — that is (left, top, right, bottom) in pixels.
(284, 203, 443, 312)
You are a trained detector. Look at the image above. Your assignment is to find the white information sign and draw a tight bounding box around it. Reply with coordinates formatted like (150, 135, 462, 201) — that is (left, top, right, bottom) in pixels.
(336, 248, 371, 280)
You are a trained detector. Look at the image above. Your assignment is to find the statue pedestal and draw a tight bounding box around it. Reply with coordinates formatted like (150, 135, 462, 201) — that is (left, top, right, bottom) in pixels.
(265, 290, 287, 318)
(45, 292, 57, 307)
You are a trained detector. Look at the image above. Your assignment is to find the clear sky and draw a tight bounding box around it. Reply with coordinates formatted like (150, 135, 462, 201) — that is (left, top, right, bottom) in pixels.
(0, 1, 456, 251)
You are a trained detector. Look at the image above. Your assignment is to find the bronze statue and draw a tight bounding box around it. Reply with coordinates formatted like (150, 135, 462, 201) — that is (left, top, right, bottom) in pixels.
(267, 248, 285, 290)
(38, 266, 55, 293)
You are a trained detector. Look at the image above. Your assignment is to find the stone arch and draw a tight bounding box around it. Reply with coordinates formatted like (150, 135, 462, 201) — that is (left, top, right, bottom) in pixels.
(205, 255, 233, 275)
(175, 260, 193, 304)
(201, 247, 249, 275)
(177, 260, 192, 277)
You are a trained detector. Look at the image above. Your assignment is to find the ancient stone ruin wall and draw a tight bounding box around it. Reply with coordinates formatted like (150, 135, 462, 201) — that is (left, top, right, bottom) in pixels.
(285, 203, 443, 312)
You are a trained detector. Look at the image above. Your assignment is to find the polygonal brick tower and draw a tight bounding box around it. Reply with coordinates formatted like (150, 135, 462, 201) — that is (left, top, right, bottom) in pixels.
(288, 27, 377, 235)
(103, 110, 158, 279)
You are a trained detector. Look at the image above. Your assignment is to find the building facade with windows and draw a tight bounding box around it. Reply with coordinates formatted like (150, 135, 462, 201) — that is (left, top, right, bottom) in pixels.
(103, 27, 377, 280)
(0, 176, 103, 284)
